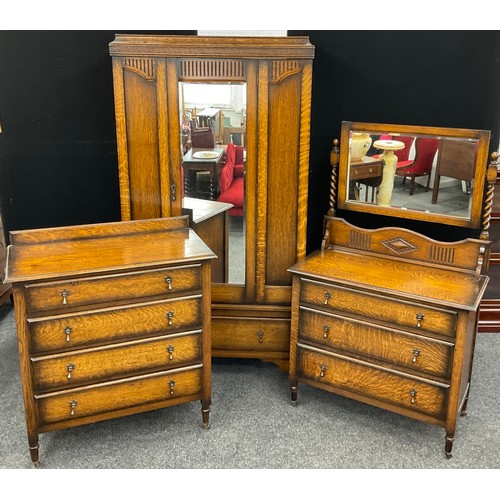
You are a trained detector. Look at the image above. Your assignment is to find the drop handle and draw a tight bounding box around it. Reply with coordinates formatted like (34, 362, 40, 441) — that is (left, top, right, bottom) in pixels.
(63, 326, 72, 343)
(166, 311, 174, 326)
(69, 400, 78, 416)
(167, 345, 174, 360)
(66, 363, 75, 379)
(60, 289, 70, 305)
(412, 348, 421, 364)
(319, 364, 327, 378)
(416, 313, 424, 328)
(409, 389, 417, 404)
(323, 324, 330, 338)
(168, 380, 176, 396)
(165, 275, 173, 290)
(323, 290, 332, 305)
(257, 330, 264, 343)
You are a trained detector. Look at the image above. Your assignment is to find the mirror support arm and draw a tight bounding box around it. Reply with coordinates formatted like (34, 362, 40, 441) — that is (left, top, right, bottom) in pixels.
(322, 139, 340, 253)
(480, 151, 499, 241)
(328, 138, 340, 217)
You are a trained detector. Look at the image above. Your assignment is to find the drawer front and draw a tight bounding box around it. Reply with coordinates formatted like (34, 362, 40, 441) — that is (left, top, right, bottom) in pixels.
(29, 296, 202, 353)
(300, 278, 457, 338)
(32, 331, 202, 391)
(350, 163, 382, 180)
(299, 307, 453, 378)
(212, 317, 290, 353)
(26, 264, 201, 314)
(297, 346, 448, 419)
(36, 366, 203, 426)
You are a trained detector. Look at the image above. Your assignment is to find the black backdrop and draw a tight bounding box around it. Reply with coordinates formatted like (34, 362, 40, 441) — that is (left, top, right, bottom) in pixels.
(1, 31, 499, 251)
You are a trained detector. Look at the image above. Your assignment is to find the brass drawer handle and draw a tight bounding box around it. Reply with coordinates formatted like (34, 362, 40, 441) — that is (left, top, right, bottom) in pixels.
(167, 345, 174, 360)
(69, 400, 78, 416)
(319, 363, 327, 378)
(410, 389, 417, 404)
(66, 363, 75, 379)
(323, 324, 330, 338)
(323, 290, 332, 305)
(64, 326, 72, 343)
(166, 311, 174, 326)
(60, 289, 70, 305)
(257, 330, 264, 343)
(165, 275, 173, 290)
(169, 380, 175, 396)
(412, 348, 421, 364)
(416, 313, 424, 328)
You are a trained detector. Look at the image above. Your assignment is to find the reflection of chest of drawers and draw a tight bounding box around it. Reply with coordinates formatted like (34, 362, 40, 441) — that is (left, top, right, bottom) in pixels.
(348, 157, 384, 202)
(289, 218, 490, 457)
(4, 217, 215, 464)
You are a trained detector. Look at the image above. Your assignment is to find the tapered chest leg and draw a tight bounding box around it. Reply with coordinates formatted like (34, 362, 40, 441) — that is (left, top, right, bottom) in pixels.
(201, 401, 210, 429)
(445, 433, 454, 458)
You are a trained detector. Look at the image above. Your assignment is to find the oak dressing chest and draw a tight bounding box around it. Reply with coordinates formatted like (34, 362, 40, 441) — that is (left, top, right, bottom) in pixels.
(288, 122, 497, 457)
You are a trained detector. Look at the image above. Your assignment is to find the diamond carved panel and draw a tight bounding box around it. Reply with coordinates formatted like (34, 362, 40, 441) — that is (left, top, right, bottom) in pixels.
(381, 237, 418, 254)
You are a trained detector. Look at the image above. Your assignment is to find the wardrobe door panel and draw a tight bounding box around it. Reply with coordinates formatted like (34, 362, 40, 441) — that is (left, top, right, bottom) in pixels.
(266, 71, 302, 286)
(123, 70, 162, 220)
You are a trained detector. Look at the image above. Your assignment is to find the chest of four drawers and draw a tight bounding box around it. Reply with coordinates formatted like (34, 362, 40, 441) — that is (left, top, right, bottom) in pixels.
(26, 264, 207, 427)
(5, 219, 215, 463)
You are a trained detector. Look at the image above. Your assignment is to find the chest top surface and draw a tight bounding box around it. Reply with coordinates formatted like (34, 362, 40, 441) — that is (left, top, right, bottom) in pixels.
(290, 218, 490, 311)
(290, 248, 488, 311)
(5, 217, 216, 284)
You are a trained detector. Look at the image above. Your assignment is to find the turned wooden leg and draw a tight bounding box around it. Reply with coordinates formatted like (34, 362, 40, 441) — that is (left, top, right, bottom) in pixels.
(28, 436, 39, 465)
(201, 401, 210, 429)
(291, 383, 298, 406)
(445, 433, 454, 458)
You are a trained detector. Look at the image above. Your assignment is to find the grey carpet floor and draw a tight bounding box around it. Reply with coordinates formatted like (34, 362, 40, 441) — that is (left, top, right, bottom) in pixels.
(1, 302, 499, 470)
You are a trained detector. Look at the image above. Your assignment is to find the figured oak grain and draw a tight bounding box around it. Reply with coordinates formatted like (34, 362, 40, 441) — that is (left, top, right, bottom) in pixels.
(29, 296, 202, 354)
(32, 331, 202, 391)
(7, 229, 214, 283)
(297, 346, 448, 418)
(299, 307, 453, 379)
(212, 316, 290, 352)
(36, 366, 203, 426)
(25, 264, 201, 314)
(300, 277, 458, 338)
(292, 248, 487, 311)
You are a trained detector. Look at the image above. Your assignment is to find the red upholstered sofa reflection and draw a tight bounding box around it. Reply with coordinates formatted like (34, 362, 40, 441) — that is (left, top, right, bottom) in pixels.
(217, 143, 244, 216)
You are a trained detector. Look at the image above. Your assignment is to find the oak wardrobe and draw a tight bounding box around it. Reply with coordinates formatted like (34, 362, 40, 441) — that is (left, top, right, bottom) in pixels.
(109, 35, 315, 369)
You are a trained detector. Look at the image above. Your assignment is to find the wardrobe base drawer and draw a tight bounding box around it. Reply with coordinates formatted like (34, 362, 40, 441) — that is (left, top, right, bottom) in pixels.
(297, 345, 448, 419)
(35, 365, 203, 426)
(212, 317, 290, 353)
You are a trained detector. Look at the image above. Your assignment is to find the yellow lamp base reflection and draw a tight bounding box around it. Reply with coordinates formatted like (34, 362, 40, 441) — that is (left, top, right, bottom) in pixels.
(374, 139, 405, 206)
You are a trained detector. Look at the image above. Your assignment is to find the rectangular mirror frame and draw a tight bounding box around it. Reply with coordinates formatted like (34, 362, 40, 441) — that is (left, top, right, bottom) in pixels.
(337, 121, 491, 228)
